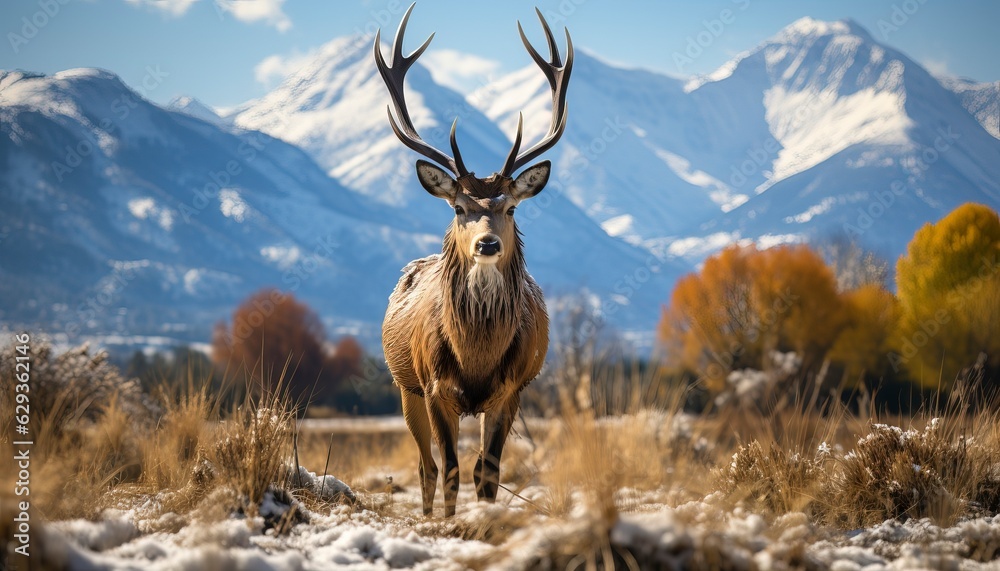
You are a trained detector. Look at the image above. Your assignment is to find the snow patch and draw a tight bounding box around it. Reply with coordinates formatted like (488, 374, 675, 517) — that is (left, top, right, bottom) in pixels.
(764, 85, 913, 182)
(684, 57, 744, 93)
(127, 197, 174, 231)
(260, 245, 302, 270)
(667, 232, 740, 258)
(784, 197, 836, 223)
(219, 189, 249, 222)
(755, 233, 802, 249)
(601, 214, 634, 237)
(654, 148, 746, 212)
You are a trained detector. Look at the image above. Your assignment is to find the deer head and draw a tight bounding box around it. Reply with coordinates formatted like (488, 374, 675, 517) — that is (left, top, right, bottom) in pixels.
(374, 4, 572, 276)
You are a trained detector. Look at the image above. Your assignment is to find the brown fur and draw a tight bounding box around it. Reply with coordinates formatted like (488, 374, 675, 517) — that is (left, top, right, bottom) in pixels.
(382, 171, 549, 516)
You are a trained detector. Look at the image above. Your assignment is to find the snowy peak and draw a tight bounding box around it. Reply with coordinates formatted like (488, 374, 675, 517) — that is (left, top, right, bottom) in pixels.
(168, 95, 227, 126)
(772, 17, 871, 44)
(683, 18, 978, 189)
(235, 33, 513, 211)
(688, 17, 908, 97)
(1, 67, 175, 145)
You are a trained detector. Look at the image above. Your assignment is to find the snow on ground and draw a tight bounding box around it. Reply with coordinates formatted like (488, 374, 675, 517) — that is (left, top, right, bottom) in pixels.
(38, 484, 1000, 570)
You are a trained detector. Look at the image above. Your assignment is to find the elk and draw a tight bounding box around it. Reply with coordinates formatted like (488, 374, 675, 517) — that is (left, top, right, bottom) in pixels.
(376, 4, 572, 517)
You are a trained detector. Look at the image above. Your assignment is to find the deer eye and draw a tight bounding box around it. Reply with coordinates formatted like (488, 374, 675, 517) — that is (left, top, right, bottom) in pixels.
(507, 206, 516, 216)
(454, 205, 465, 216)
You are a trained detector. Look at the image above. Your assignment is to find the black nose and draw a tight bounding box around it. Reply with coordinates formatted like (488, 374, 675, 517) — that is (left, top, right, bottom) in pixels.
(476, 238, 501, 256)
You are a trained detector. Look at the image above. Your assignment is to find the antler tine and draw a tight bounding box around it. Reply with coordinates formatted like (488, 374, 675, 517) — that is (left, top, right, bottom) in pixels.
(502, 10, 573, 177)
(535, 7, 562, 68)
(374, 3, 467, 177)
(449, 119, 469, 177)
(500, 113, 524, 179)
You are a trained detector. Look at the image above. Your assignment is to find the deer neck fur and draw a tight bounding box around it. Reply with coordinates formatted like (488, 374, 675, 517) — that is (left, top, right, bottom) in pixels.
(439, 222, 526, 379)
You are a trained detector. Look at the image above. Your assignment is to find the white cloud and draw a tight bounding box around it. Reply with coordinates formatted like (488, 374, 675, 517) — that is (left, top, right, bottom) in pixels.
(124, 0, 292, 32)
(421, 49, 502, 94)
(215, 0, 292, 33)
(124, 0, 198, 17)
(253, 49, 314, 88)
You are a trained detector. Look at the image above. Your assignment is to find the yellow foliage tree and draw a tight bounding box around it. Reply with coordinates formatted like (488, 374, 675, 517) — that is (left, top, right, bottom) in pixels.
(893, 203, 1000, 386)
(660, 244, 844, 392)
(828, 284, 900, 383)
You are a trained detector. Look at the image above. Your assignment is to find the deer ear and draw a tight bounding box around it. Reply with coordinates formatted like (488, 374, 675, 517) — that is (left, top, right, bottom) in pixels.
(512, 160, 550, 200)
(415, 160, 457, 200)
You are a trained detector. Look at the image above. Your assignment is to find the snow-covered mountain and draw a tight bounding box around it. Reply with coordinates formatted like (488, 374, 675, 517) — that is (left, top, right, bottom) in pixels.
(475, 17, 1000, 264)
(4, 16, 1000, 349)
(0, 68, 443, 347)
(0, 66, 685, 348)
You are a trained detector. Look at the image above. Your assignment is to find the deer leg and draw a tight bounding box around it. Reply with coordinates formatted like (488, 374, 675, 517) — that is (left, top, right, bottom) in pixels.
(426, 396, 461, 517)
(401, 391, 437, 516)
(475, 392, 519, 502)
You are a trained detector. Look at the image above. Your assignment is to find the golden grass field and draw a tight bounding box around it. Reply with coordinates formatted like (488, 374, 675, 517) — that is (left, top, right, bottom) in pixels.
(3, 344, 1000, 570)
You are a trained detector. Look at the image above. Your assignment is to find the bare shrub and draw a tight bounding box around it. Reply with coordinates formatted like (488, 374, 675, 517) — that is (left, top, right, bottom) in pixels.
(827, 419, 984, 528)
(210, 374, 295, 512)
(720, 440, 825, 516)
(0, 340, 154, 438)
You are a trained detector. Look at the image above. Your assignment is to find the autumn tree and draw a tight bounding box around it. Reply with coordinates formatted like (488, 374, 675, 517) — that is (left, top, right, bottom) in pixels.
(660, 245, 761, 391)
(827, 284, 900, 383)
(893, 203, 1000, 387)
(660, 244, 844, 392)
(213, 289, 363, 410)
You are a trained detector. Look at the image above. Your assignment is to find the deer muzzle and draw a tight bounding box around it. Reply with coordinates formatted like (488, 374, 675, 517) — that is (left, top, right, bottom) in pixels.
(473, 234, 502, 263)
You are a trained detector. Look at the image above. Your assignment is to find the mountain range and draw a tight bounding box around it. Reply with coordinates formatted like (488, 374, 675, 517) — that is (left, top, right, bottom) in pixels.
(1, 17, 998, 352)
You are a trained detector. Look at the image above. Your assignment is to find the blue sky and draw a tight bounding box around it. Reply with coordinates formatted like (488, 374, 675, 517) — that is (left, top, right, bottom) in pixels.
(2, 0, 998, 108)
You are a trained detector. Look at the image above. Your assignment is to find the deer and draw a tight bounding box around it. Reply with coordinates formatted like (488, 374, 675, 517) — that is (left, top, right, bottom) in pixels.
(376, 4, 572, 517)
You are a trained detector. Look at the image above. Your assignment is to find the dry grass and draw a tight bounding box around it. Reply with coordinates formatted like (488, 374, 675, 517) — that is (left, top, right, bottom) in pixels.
(4, 340, 1000, 570)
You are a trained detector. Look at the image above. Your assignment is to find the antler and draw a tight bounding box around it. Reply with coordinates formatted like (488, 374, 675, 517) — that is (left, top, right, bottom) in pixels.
(500, 8, 574, 178)
(374, 3, 469, 177)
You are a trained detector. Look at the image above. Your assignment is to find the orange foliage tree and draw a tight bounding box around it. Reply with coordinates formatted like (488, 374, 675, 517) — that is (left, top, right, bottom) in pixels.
(212, 289, 363, 409)
(660, 244, 845, 391)
(893, 203, 1000, 386)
